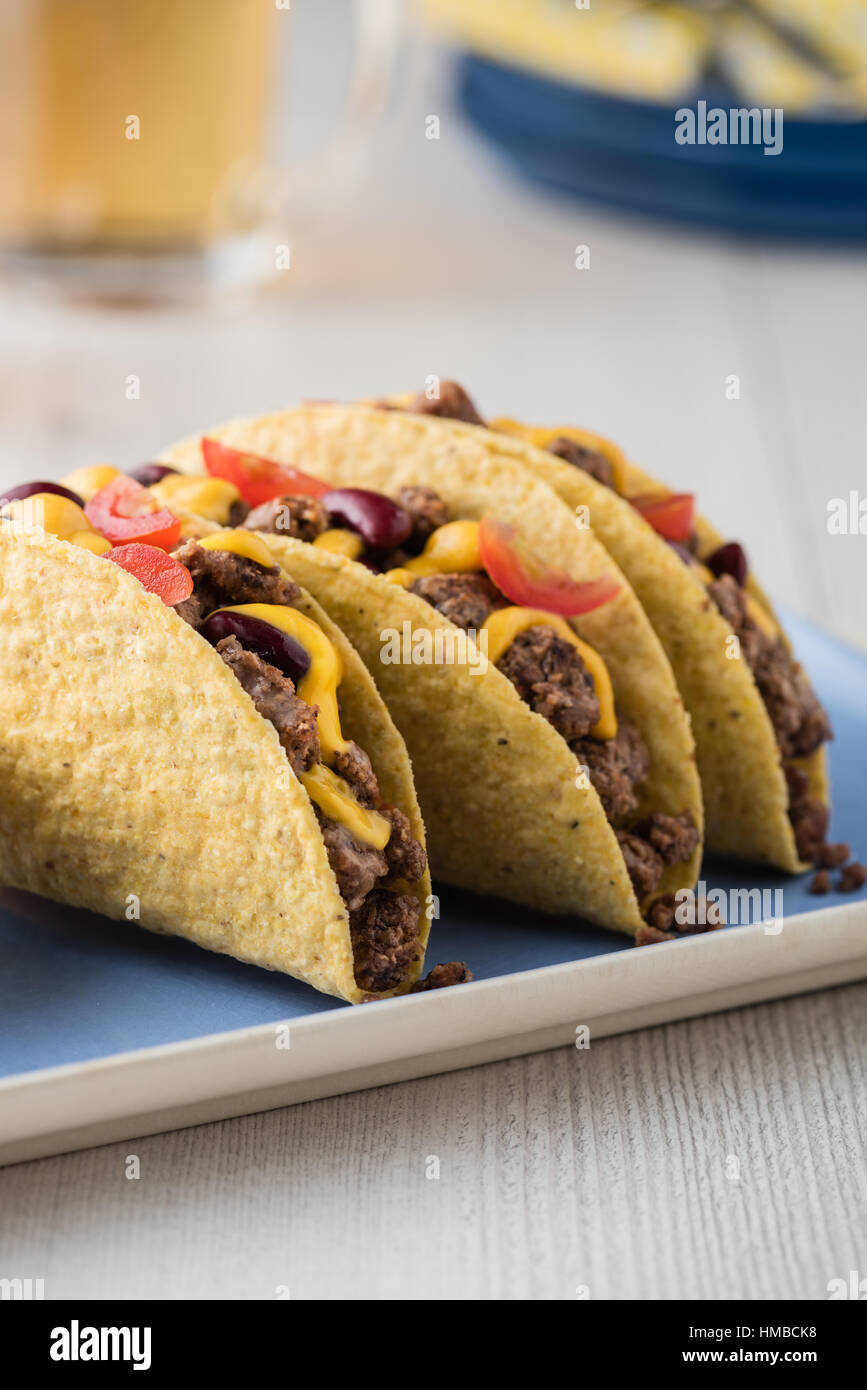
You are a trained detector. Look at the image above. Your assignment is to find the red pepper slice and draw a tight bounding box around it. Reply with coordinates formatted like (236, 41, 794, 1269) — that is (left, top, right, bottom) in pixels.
(105, 544, 193, 606)
(85, 475, 181, 550)
(478, 517, 620, 616)
(630, 491, 695, 542)
(201, 437, 331, 506)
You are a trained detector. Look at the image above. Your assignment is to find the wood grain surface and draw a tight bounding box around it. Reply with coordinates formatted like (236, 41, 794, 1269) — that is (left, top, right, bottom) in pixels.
(1, 983, 864, 1300)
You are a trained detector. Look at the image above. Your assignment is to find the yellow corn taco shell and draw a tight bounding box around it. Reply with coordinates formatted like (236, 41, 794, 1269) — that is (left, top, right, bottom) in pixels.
(0, 525, 430, 1002)
(455, 416, 828, 873)
(161, 408, 705, 934)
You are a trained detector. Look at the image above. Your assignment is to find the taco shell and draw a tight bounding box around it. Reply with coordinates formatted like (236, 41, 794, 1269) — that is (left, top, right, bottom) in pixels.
(162, 408, 706, 931)
(451, 419, 829, 872)
(0, 525, 430, 1002)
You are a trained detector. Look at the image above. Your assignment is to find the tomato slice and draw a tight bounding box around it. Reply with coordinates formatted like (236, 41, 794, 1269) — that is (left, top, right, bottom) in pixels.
(201, 437, 331, 506)
(478, 517, 620, 616)
(105, 544, 193, 606)
(84, 475, 181, 550)
(630, 491, 695, 542)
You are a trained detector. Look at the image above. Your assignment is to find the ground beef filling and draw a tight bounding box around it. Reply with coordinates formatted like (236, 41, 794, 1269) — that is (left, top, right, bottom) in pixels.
(572, 718, 650, 823)
(638, 810, 702, 865)
(785, 765, 829, 865)
(411, 580, 644, 811)
(708, 575, 831, 758)
(172, 539, 302, 628)
(217, 636, 320, 777)
(242, 494, 329, 542)
(636, 892, 726, 946)
(615, 812, 701, 900)
(350, 890, 423, 994)
(172, 542, 426, 991)
(397, 485, 451, 546)
(381, 805, 429, 882)
(410, 572, 506, 632)
(410, 961, 474, 992)
(615, 829, 663, 899)
(545, 435, 615, 490)
(496, 625, 600, 743)
(410, 572, 695, 900)
(407, 380, 486, 426)
(315, 812, 388, 913)
(707, 573, 831, 859)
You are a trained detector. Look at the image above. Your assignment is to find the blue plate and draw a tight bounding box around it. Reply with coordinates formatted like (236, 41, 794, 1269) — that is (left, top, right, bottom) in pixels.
(1, 612, 864, 1079)
(457, 55, 867, 238)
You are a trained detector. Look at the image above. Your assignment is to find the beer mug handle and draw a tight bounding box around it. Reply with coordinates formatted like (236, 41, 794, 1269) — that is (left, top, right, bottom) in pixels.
(279, 0, 405, 224)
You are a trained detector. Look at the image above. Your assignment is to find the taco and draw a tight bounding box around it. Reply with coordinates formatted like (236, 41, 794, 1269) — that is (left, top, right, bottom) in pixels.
(0, 481, 439, 1002)
(156, 411, 705, 938)
(368, 382, 830, 875)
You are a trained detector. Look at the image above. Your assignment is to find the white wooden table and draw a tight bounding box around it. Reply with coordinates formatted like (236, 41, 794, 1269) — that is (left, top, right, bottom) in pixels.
(0, 11, 864, 1299)
(1, 984, 864, 1301)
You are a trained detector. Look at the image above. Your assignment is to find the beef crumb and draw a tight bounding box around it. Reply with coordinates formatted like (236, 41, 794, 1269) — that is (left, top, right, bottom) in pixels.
(216, 635, 320, 777)
(819, 842, 850, 869)
(644, 893, 677, 932)
(839, 862, 867, 893)
(243, 494, 330, 541)
(574, 717, 650, 822)
(316, 812, 388, 913)
(410, 962, 474, 992)
(809, 869, 831, 895)
(707, 575, 831, 759)
(632, 811, 699, 866)
(546, 435, 614, 490)
(333, 741, 380, 807)
(784, 764, 829, 864)
(410, 571, 505, 631)
(496, 624, 601, 743)
(407, 381, 486, 426)
(394, 485, 451, 549)
(172, 538, 300, 628)
(351, 890, 422, 993)
(381, 805, 427, 883)
(636, 891, 725, 945)
(615, 829, 664, 899)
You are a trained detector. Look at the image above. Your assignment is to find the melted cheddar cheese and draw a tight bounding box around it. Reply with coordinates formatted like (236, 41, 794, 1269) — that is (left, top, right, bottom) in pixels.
(214, 601, 391, 850)
(199, 529, 276, 569)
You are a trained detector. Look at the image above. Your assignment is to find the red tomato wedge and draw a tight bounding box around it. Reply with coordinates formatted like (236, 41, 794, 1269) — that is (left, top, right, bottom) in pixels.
(201, 437, 331, 506)
(478, 518, 620, 616)
(105, 544, 193, 606)
(85, 475, 181, 550)
(630, 491, 695, 542)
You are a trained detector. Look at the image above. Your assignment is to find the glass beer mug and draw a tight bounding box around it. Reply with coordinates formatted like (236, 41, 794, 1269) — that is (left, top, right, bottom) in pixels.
(0, 0, 402, 299)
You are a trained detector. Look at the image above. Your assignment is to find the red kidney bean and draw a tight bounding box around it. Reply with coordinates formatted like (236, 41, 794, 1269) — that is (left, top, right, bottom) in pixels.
(321, 488, 412, 550)
(1, 480, 85, 508)
(129, 463, 179, 487)
(200, 610, 310, 685)
(706, 542, 748, 586)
